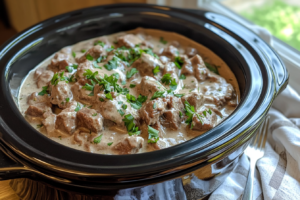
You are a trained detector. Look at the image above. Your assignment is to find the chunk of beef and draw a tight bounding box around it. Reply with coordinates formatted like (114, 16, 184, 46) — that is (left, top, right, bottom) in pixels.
(170, 41, 180, 47)
(25, 103, 52, 118)
(49, 81, 72, 109)
(42, 113, 56, 134)
(132, 53, 164, 77)
(75, 60, 94, 80)
(191, 106, 217, 131)
(159, 56, 170, 64)
(71, 82, 94, 105)
(181, 76, 198, 91)
(34, 68, 44, 79)
(181, 55, 208, 81)
(163, 62, 179, 82)
(181, 92, 204, 111)
(76, 46, 106, 63)
(161, 45, 178, 59)
(114, 136, 144, 154)
(185, 47, 198, 58)
(48, 48, 73, 72)
(76, 108, 103, 132)
(96, 94, 138, 126)
(140, 98, 167, 125)
(160, 96, 184, 130)
(139, 76, 166, 97)
(141, 40, 154, 49)
(55, 108, 76, 134)
(27, 92, 50, 105)
(117, 34, 143, 48)
(36, 70, 54, 88)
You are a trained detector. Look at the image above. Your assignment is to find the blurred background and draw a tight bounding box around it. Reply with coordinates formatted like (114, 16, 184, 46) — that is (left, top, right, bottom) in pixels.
(0, 0, 300, 51)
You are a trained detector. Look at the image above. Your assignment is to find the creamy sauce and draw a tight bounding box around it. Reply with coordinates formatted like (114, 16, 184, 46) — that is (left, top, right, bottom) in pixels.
(18, 28, 240, 155)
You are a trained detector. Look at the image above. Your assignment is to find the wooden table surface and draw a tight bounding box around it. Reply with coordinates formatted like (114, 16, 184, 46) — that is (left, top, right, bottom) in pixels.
(0, 181, 19, 200)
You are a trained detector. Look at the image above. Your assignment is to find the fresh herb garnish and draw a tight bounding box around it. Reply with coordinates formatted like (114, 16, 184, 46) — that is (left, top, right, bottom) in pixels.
(99, 98, 105, 102)
(174, 56, 184, 69)
(66, 97, 70, 103)
(37, 124, 43, 128)
(126, 68, 138, 79)
(148, 126, 159, 143)
(81, 49, 86, 53)
(75, 102, 81, 112)
(86, 54, 94, 61)
(153, 102, 157, 109)
(208, 108, 212, 115)
(72, 51, 76, 58)
(174, 93, 184, 98)
(118, 109, 125, 116)
(179, 111, 183, 118)
(96, 56, 106, 63)
(130, 84, 136, 88)
(104, 56, 120, 71)
(122, 114, 141, 136)
(105, 93, 113, 100)
(184, 100, 204, 128)
(121, 80, 126, 85)
(151, 91, 165, 100)
(179, 74, 186, 80)
(205, 62, 219, 75)
(107, 142, 113, 146)
(38, 86, 48, 96)
(106, 46, 115, 52)
(153, 66, 160, 75)
(159, 37, 167, 44)
(66, 64, 78, 73)
(94, 40, 105, 47)
(93, 134, 103, 144)
(169, 78, 177, 91)
(122, 104, 127, 110)
(126, 94, 136, 102)
(161, 73, 172, 85)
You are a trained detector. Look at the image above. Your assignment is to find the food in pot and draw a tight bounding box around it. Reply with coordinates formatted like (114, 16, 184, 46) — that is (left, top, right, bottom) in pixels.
(18, 28, 240, 155)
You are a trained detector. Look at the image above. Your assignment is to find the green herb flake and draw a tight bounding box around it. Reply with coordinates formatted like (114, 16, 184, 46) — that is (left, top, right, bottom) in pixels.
(208, 108, 212, 115)
(94, 40, 105, 47)
(179, 111, 183, 118)
(122, 80, 126, 85)
(126, 68, 138, 79)
(118, 109, 125, 116)
(104, 56, 119, 71)
(86, 54, 94, 61)
(92, 113, 97, 116)
(174, 56, 184, 69)
(107, 142, 113, 146)
(153, 66, 160, 75)
(72, 51, 76, 58)
(159, 37, 168, 44)
(81, 49, 86, 53)
(179, 74, 186, 80)
(66, 97, 70, 103)
(106, 46, 115, 52)
(93, 134, 103, 144)
(75, 102, 81, 112)
(105, 93, 113, 100)
(122, 104, 127, 110)
(205, 62, 219, 75)
(153, 102, 157, 109)
(130, 84, 136, 88)
(147, 126, 159, 143)
(174, 93, 184, 98)
(118, 101, 123, 104)
(151, 91, 165, 100)
(203, 110, 207, 117)
(99, 98, 105, 102)
(38, 86, 48, 96)
(37, 124, 43, 128)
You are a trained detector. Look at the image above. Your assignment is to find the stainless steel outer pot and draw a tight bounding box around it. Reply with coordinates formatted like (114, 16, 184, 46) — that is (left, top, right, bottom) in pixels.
(0, 3, 288, 198)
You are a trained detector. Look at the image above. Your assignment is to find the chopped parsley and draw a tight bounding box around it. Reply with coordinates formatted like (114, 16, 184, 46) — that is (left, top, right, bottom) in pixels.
(106, 46, 115, 52)
(126, 94, 147, 110)
(81, 49, 86, 53)
(130, 84, 136, 88)
(148, 126, 159, 143)
(174, 93, 184, 98)
(153, 102, 157, 109)
(122, 104, 127, 110)
(38, 86, 48, 96)
(208, 108, 212, 115)
(37, 124, 43, 128)
(118, 109, 125, 116)
(94, 40, 105, 47)
(122, 114, 141, 136)
(51, 72, 68, 85)
(205, 62, 219, 75)
(86, 54, 94, 61)
(121, 80, 126, 85)
(153, 66, 160, 75)
(105, 93, 113, 100)
(72, 51, 76, 58)
(99, 98, 105, 102)
(66, 97, 70, 103)
(104, 56, 120, 71)
(93, 134, 103, 144)
(174, 56, 184, 69)
(126, 94, 136, 102)
(75, 102, 81, 112)
(83, 69, 100, 82)
(159, 37, 168, 44)
(179, 74, 186, 79)
(96, 56, 106, 63)
(203, 110, 207, 117)
(169, 78, 177, 91)
(92, 113, 97, 116)
(151, 91, 165, 100)
(118, 101, 123, 104)
(66, 64, 78, 73)
(126, 68, 138, 79)
(179, 111, 183, 118)
(107, 142, 113, 146)
(161, 74, 177, 91)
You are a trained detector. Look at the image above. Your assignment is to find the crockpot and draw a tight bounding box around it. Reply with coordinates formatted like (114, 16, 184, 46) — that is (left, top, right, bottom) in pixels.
(0, 3, 288, 199)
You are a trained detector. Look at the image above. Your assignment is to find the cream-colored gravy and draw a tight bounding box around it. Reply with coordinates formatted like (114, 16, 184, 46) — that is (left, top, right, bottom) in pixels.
(18, 28, 240, 154)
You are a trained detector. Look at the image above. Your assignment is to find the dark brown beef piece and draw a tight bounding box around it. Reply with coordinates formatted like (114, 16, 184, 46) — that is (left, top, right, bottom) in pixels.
(140, 98, 167, 125)
(181, 92, 204, 111)
(161, 45, 178, 59)
(181, 54, 208, 81)
(25, 103, 52, 118)
(49, 81, 72, 109)
(117, 34, 143, 48)
(27, 92, 50, 106)
(191, 106, 217, 131)
(160, 96, 184, 130)
(76, 46, 106, 63)
(139, 76, 166, 97)
(42, 113, 56, 134)
(55, 108, 77, 134)
(76, 108, 103, 133)
(132, 53, 164, 77)
(48, 49, 73, 72)
(114, 136, 144, 154)
(76, 60, 94, 79)
(36, 70, 54, 88)
(71, 82, 94, 105)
